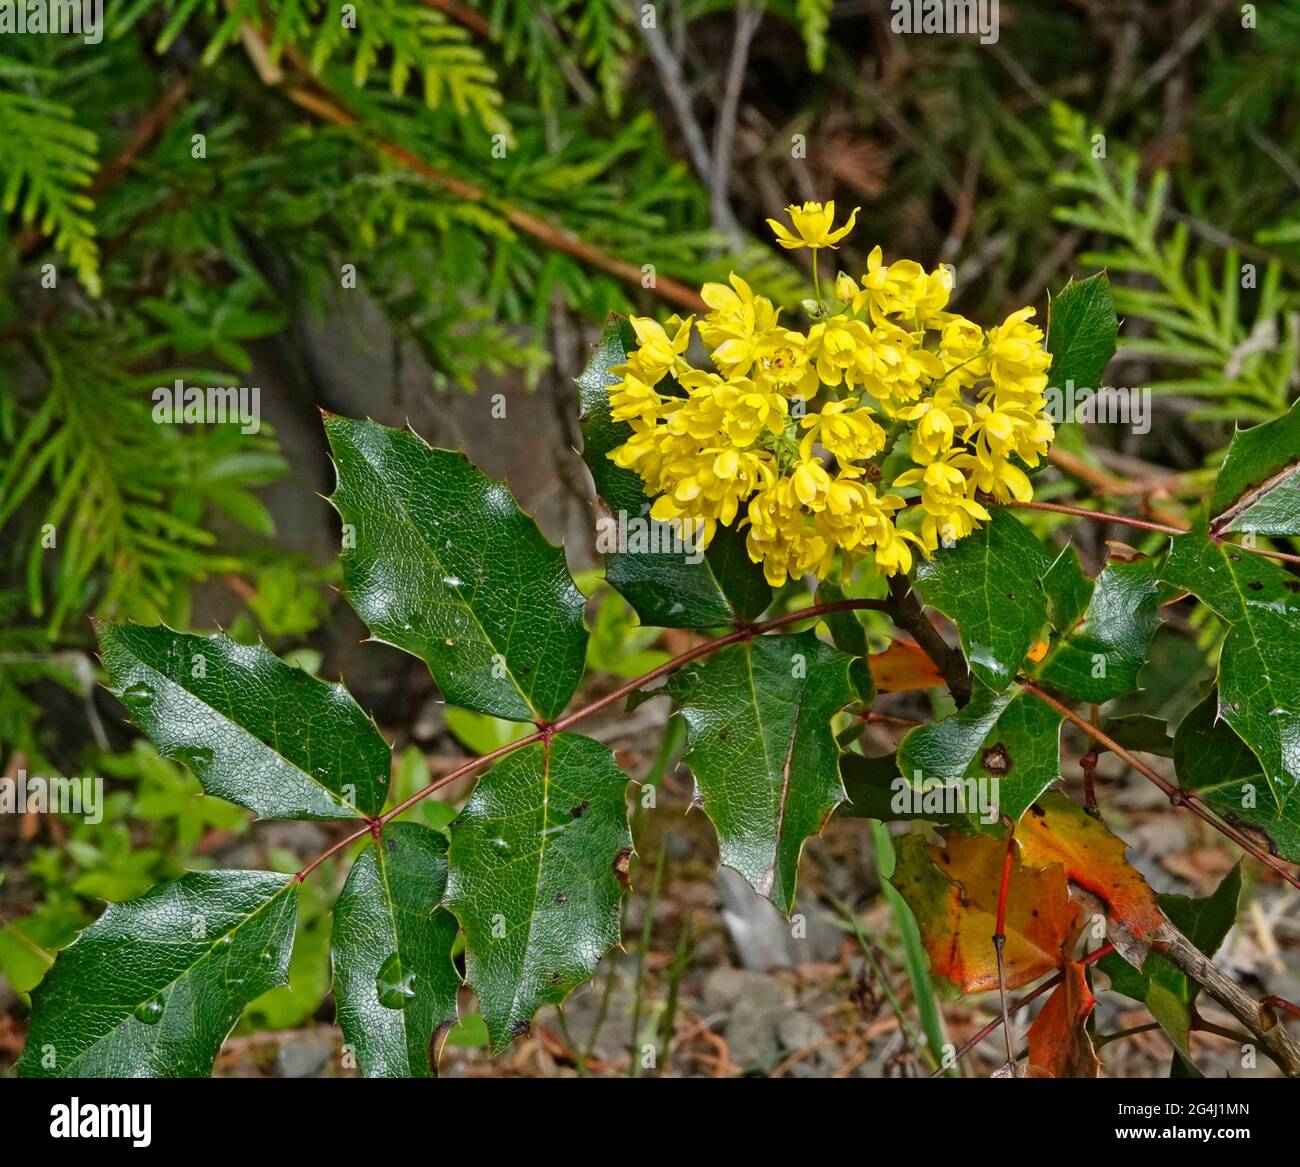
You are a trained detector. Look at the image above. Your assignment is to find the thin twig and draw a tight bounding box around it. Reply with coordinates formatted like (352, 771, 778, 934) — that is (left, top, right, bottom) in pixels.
(710, 1, 764, 245)
(1021, 679, 1300, 893)
(295, 597, 890, 880)
(930, 943, 1115, 1077)
(238, 27, 707, 312)
(1009, 499, 1300, 567)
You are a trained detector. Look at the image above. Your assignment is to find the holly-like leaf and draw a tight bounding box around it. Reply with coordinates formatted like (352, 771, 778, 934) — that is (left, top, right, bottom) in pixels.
(1046, 271, 1118, 395)
(1209, 398, 1300, 537)
(331, 823, 461, 1077)
(1017, 793, 1164, 941)
(895, 687, 1063, 831)
(890, 832, 1079, 993)
(1173, 692, 1300, 863)
(1162, 521, 1300, 810)
(1098, 864, 1241, 1074)
(325, 414, 588, 722)
(839, 750, 969, 827)
(576, 316, 772, 628)
(18, 871, 296, 1077)
(444, 733, 631, 1054)
(96, 622, 389, 819)
(668, 632, 855, 913)
(914, 510, 1052, 691)
(1034, 548, 1161, 702)
(1026, 959, 1100, 1078)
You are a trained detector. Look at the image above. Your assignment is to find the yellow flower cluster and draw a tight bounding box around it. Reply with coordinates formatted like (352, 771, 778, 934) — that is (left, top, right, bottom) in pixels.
(607, 202, 1055, 588)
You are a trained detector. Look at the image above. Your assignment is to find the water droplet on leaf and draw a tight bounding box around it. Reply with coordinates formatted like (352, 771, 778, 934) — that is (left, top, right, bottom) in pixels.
(133, 997, 164, 1025)
(376, 953, 418, 1010)
(122, 683, 155, 709)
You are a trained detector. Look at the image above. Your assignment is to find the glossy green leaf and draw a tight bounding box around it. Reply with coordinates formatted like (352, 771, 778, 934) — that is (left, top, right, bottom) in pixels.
(914, 510, 1052, 691)
(445, 733, 631, 1054)
(325, 414, 588, 722)
(1162, 522, 1300, 809)
(1099, 863, 1241, 1073)
(1045, 271, 1117, 393)
(839, 750, 968, 828)
(1101, 714, 1174, 757)
(668, 632, 855, 913)
(816, 579, 876, 705)
(895, 686, 1062, 831)
(332, 823, 461, 1077)
(1173, 690, 1300, 864)
(18, 871, 296, 1077)
(576, 316, 772, 628)
(1034, 548, 1161, 702)
(96, 622, 389, 819)
(1209, 398, 1300, 537)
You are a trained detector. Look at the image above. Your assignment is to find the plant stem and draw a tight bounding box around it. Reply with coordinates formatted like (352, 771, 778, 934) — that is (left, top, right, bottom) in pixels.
(929, 943, 1115, 1077)
(1021, 679, 1300, 892)
(1008, 499, 1300, 566)
(295, 597, 891, 880)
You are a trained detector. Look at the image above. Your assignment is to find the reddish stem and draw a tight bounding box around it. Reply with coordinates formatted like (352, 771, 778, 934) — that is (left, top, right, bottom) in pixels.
(1009, 499, 1300, 566)
(293, 597, 890, 880)
(931, 942, 1116, 1077)
(992, 824, 1018, 1070)
(1022, 679, 1300, 892)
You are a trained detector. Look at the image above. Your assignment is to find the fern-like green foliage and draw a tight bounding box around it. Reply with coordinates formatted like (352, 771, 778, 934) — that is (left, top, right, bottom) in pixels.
(0, 61, 99, 293)
(1051, 102, 1297, 425)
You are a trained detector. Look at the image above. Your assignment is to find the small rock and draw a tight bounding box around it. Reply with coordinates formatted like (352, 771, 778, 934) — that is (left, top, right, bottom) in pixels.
(276, 1036, 334, 1078)
(702, 966, 764, 1011)
(708, 971, 794, 1071)
(717, 867, 793, 970)
(778, 1011, 826, 1052)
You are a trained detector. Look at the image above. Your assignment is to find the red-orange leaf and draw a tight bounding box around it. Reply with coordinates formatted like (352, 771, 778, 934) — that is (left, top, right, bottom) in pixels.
(1027, 960, 1100, 1078)
(869, 640, 944, 692)
(1017, 793, 1165, 939)
(891, 832, 1080, 993)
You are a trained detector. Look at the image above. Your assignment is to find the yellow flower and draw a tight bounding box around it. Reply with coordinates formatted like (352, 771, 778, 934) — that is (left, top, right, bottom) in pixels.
(985, 307, 1051, 398)
(752, 329, 820, 400)
(698, 273, 780, 376)
(807, 316, 874, 389)
(895, 389, 973, 463)
(630, 314, 694, 383)
(767, 201, 861, 250)
(893, 457, 990, 552)
(953, 450, 1032, 504)
(800, 400, 886, 464)
(791, 459, 832, 509)
(608, 366, 665, 426)
(856, 247, 923, 317)
(605, 210, 1057, 589)
(964, 400, 1053, 468)
(940, 315, 984, 361)
(744, 477, 833, 586)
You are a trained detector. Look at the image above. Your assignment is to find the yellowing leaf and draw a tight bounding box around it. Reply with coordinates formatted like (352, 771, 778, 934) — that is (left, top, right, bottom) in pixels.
(1026, 959, 1100, 1078)
(868, 640, 944, 692)
(891, 833, 1080, 993)
(1017, 793, 1164, 940)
